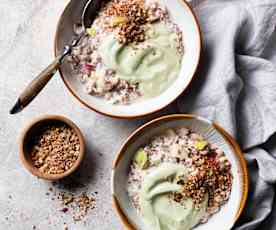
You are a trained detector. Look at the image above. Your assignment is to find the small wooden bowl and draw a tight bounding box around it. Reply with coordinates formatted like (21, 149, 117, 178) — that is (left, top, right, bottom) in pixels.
(19, 115, 85, 181)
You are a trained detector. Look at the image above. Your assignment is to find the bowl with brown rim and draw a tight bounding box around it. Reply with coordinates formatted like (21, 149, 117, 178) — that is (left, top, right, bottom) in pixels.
(54, 0, 201, 119)
(112, 114, 249, 230)
(19, 115, 85, 181)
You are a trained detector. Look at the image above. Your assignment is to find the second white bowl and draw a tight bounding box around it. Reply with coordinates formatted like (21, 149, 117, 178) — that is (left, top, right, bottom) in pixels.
(112, 114, 248, 230)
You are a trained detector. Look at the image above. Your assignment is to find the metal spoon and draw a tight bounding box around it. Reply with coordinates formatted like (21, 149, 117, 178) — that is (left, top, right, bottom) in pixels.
(10, 0, 102, 114)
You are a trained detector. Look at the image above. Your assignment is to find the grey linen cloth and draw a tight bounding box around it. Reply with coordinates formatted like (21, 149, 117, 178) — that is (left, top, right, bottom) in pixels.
(178, 0, 276, 229)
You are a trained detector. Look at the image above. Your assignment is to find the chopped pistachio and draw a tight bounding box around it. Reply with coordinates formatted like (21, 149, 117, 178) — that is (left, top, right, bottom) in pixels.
(194, 140, 208, 150)
(86, 27, 97, 37)
(134, 148, 149, 169)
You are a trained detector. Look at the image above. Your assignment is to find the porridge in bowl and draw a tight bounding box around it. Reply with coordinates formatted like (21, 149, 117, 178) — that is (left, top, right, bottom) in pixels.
(127, 127, 233, 230)
(68, 0, 184, 104)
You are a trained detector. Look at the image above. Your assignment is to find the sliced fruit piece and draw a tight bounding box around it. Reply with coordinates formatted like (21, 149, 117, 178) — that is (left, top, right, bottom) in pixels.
(194, 140, 208, 151)
(134, 148, 149, 169)
(87, 27, 97, 37)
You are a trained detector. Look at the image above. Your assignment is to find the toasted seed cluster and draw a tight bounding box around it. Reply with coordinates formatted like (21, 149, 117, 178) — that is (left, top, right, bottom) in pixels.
(103, 0, 149, 44)
(173, 155, 232, 211)
(174, 147, 233, 212)
(73, 192, 96, 221)
(30, 123, 80, 175)
(48, 187, 96, 223)
(60, 192, 96, 222)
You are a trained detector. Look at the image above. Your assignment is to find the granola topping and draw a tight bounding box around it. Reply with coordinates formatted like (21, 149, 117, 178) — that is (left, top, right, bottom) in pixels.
(104, 0, 149, 44)
(30, 123, 80, 175)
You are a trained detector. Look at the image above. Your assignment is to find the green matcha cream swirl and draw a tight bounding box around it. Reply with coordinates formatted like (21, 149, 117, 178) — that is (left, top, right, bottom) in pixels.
(139, 163, 208, 230)
(99, 23, 182, 99)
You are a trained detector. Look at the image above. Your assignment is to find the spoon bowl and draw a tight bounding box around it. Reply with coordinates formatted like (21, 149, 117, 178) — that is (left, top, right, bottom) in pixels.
(82, 0, 102, 29)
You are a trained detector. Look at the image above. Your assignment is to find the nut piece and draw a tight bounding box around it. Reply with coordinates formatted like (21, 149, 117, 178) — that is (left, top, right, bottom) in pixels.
(134, 148, 149, 169)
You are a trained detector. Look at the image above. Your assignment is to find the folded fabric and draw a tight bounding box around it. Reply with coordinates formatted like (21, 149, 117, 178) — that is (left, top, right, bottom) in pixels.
(178, 0, 276, 229)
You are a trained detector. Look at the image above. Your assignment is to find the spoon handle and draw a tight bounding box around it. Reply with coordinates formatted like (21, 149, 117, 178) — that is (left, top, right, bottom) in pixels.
(10, 54, 64, 114)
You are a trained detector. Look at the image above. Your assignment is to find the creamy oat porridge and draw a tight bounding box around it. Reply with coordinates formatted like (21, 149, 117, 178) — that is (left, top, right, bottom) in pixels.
(68, 0, 184, 104)
(127, 127, 233, 230)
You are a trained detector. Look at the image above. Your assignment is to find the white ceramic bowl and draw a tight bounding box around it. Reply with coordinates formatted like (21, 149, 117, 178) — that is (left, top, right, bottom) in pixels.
(112, 114, 248, 230)
(55, 0, 201, 118)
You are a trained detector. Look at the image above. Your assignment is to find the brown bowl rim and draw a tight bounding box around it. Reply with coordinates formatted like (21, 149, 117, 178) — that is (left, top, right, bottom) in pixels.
(112, 114, 249, 229)
(54, 0, 202, 119)
(19, 114, 85, 181)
